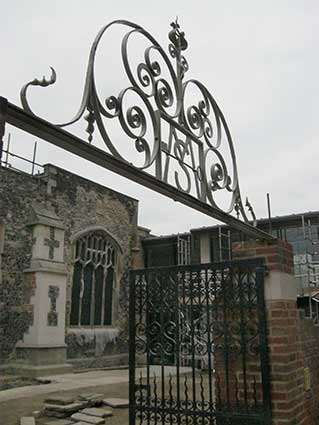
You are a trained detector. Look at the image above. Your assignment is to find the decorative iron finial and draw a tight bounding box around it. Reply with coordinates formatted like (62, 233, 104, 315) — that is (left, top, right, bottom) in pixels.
(234, 197, 241, 219)
(168, 17, 189, 125)
(168, 17, 188, 52)
(84, 102, 95, 143)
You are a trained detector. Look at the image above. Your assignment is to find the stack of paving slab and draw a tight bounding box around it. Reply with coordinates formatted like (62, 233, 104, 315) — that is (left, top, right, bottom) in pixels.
(20, 394, 129, 425)
(42, 393, 131, 425)
(69, 397, 129, 424)
(44, 395, 89, 418)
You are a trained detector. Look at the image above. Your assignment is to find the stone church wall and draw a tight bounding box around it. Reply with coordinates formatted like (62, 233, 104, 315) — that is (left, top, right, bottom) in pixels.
(0, 163, 141, 367)
(0, 167, 44, 362)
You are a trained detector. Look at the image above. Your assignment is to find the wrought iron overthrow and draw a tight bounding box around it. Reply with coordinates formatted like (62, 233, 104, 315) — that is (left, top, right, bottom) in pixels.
(19, 19, 255, 224)
(129, 260, 272, 425)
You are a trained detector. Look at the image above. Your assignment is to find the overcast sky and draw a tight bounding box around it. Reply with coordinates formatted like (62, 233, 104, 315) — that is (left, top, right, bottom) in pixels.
(0, 1, 318, 235)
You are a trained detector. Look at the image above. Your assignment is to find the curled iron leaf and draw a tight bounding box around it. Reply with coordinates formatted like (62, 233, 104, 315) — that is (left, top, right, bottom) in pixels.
(20, 67, 57, 115)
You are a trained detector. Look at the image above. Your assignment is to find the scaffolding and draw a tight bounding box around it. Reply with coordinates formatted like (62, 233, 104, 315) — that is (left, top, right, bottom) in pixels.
(177, 234, 191, 265)
(0, 133, 43, 175)
(295, 215, 319, 321)
(208, 226, 232, 263)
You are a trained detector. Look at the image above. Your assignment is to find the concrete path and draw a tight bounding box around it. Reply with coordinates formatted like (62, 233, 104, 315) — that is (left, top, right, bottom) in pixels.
(0, 366, 191, 403)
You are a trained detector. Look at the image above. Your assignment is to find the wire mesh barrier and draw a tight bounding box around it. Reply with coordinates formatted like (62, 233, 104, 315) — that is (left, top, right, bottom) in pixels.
(129, 259, 271, 425)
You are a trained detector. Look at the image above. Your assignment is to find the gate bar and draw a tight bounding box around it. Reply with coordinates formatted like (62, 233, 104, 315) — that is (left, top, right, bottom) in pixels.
(1, 96, 274, 241)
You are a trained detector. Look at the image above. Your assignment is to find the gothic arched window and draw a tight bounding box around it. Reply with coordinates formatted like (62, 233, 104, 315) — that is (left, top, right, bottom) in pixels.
(69, 230, 120, 327)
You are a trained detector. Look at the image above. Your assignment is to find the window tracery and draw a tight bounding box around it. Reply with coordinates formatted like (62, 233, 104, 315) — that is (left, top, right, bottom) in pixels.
(70, 230, 118, 327)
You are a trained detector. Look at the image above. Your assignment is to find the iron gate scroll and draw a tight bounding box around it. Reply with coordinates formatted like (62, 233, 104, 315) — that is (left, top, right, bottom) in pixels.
(129, 259, 271, 425)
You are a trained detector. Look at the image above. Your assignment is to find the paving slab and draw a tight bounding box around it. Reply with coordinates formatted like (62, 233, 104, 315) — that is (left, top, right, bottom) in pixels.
(70, 413, 105, 424)
(72, 423, 95, 425)
(89, 400, 103, 408)
(44, 410, 69, 419)
(79, 394, 104, 401)
(45, 395, 75, 405)
(45, 420, 74, 425)
(44, 401, 87, 413)
(20, 418, 36, 425)
(103, 398, 129, 408)
(80, 408, 113, 418)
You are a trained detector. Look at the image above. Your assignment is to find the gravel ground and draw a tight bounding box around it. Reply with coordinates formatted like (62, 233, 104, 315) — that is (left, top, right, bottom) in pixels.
(0, 369, 212, 425)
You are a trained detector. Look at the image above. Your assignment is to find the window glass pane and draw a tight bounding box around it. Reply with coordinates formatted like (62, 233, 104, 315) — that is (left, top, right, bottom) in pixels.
(70, 262, 82, 326)
(81, 262, 93, 325)
(94, 265, 104, 325)
(104, 268, 114, 325)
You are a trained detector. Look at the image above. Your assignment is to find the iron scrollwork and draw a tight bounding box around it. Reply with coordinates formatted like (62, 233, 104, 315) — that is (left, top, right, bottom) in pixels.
(20, 19, 255, 223)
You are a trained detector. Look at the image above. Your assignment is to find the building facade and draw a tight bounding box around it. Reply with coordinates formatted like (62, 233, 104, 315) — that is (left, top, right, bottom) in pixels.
(0, 163, 146, 374)
(143, 212, 319, 318)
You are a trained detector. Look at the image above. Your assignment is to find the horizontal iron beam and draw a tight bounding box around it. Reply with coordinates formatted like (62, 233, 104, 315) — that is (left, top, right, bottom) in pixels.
(1, 97, 274, 241)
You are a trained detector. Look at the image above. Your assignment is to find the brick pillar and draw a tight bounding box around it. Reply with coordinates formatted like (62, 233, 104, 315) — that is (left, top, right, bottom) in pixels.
(233, 239, 314, 425)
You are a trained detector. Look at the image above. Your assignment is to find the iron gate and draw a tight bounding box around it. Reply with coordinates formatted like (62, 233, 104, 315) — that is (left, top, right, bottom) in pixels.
(129, 259, 271, 425)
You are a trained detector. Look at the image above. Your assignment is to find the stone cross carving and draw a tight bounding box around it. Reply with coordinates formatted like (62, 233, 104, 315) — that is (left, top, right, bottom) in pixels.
(47, 285, 59, 326)
(44, 227, 60, 260)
